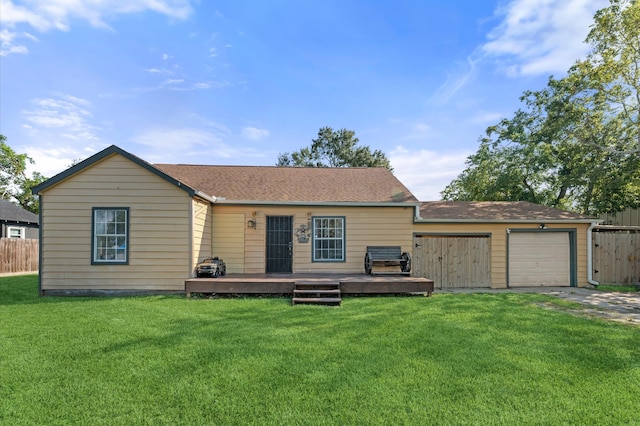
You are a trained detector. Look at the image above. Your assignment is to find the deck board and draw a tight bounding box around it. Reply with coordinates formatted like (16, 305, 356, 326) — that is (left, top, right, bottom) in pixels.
(185, 274, 434, 297)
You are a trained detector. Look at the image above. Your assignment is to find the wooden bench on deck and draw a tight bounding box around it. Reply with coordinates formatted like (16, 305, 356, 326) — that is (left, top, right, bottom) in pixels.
(364, 246, 411, 275)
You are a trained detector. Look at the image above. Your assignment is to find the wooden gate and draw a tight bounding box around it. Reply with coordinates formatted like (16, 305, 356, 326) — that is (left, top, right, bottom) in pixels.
(413, 234, 491, 288)
(593, 229, 640, 284)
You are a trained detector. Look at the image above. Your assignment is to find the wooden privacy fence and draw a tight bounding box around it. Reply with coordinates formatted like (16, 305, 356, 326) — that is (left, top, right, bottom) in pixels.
(0, 238, 39, 274)
(592, 229, 640, 284)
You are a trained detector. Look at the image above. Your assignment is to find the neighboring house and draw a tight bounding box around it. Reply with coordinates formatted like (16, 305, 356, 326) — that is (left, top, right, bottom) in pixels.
(32, 145, 598, 295)
(0, 199, 39, 239)
(413, 201, 595, 289)
(600, 208, 640, 227)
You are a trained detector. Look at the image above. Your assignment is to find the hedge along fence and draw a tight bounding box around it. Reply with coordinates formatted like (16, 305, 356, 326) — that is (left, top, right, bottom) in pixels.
(592, 228, 640, 284)
(0, 238, 39, 274)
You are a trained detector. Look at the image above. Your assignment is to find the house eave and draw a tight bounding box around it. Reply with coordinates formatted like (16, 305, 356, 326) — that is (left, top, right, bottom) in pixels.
(215, 199, 420, 208)
(414, 218, 599, 224)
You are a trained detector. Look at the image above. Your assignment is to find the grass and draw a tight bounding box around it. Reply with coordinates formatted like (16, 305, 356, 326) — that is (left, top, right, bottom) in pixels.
(1, 275, 639, 425)
(594, 284, 639, 293)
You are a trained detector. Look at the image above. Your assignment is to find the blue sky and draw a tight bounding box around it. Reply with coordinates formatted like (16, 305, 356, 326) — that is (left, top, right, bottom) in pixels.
(1, 0, 608, 200)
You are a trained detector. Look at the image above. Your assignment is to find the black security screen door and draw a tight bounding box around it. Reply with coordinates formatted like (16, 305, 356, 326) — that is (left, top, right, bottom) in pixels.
(266, 216, 293, 273)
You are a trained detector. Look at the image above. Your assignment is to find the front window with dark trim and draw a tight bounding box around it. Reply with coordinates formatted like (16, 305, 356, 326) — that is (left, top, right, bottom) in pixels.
(313, 217, 345, 261)
(92, 208, 129, 264)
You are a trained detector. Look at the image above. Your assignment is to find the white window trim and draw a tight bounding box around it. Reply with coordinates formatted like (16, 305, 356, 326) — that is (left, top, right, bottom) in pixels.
(92, 207, 129, 264)
(7, 226, 25, 239)
(312, 216, 345, 262)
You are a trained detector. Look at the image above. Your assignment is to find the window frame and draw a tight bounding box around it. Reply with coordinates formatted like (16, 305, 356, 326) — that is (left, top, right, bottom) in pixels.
(7, 226, 25, 239)
(91, 207, 129, 265)
(311, 216, 346, 263)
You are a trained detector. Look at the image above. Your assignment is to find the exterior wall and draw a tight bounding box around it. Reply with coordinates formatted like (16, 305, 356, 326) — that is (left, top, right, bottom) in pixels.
(211, 213, 246, 273)
(413, 222, 591, 288)
(192, 198, 213, 271)
(211, 204, 415, 274)
(39, 154, 193, 292)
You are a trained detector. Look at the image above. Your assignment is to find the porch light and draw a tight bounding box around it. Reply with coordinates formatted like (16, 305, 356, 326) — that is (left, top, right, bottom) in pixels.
(247, 219, 257, 229)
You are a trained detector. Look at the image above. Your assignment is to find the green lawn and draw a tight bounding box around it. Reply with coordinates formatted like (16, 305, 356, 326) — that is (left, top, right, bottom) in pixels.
(1, 275, 638, 425)
(595, 284, 640, 293)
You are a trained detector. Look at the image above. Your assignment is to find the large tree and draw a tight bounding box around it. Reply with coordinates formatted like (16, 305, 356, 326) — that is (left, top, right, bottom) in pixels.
(0, 135, 47, 214)
(443, 0, 640, 214)
(277, 127, 393, 171)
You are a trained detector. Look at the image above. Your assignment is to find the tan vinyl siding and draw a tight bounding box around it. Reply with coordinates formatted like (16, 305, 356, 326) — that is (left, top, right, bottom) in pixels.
(212, 205, 415, 274)
(39, 154, 192, 291)
(212, 213, 246, 273)
(192, 199, 213, 270)
(413, 223, 590, 288)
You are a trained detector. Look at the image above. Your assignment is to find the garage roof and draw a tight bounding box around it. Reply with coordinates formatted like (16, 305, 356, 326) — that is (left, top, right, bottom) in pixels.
(418, 201, 596, 222)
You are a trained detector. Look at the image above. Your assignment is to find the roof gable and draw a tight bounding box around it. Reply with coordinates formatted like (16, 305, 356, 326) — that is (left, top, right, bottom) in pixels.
(154, 164, 418, 204)
(0, 200, 39, 224)
(32, 145, 199, 198)
(419, 201, 596, 222)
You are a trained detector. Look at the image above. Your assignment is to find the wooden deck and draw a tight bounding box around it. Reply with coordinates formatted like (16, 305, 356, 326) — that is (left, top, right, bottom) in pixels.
(185, 274, 434, 297)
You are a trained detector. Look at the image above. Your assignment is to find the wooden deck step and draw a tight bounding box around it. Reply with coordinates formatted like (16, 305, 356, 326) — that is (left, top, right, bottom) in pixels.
(292, 281, 341, 306)
(293, 289, 341, 295)
(292, 297, 342, 305)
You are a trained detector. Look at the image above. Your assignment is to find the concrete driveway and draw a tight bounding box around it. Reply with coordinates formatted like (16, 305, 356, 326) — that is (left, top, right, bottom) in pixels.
(438, 286, 640, 325)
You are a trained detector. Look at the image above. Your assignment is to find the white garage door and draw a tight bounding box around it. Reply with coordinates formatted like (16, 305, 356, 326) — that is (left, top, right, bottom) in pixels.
(509, 232, 570, 287)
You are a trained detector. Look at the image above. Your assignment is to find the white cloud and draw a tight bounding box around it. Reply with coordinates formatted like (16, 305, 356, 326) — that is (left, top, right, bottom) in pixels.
(0, 28, 35, 56)
(483, 0, 609, 76)
(431, 57, 479, 103)
(144, 67, 171, 74)
(131, 126, 267, 164)
(162, 78, 184, 85)
(470, 111, 504, 125)
(17, 94, 103, 177)
(241, 126, 270, 141)
(25, 146, 96, 179)
(0, 0, 193, 55)
(390, 146, 471, 201)
(22, 95, 99, 140)
(131, 127, 234, 162)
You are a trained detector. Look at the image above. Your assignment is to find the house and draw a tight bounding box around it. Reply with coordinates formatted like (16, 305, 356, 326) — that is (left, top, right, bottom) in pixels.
(32, 145, 597, 295)
(32, 145, 419, 294)
(0, 199, 39, 239)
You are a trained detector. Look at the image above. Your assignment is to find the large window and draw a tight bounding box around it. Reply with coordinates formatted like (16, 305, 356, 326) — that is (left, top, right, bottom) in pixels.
(313, 217, 345, 262)
(92, 208, 129, 264)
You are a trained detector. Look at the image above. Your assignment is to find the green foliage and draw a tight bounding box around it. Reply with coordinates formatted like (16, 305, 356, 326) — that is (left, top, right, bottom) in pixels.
(0, 134, 47, 214)
(1, 275, 639, 424)
(278, 126, 393, 170)
(443, 0, 640, 214)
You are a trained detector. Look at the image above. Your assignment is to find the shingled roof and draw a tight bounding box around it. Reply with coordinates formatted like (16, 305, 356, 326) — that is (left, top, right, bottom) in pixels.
(0, 200, 39, 224)
(154, 164, 418, 204)
(418, 201, 595, 222)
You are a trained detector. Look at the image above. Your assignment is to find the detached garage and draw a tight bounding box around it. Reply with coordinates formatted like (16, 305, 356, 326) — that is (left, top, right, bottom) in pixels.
(414, 201, 596, 289)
